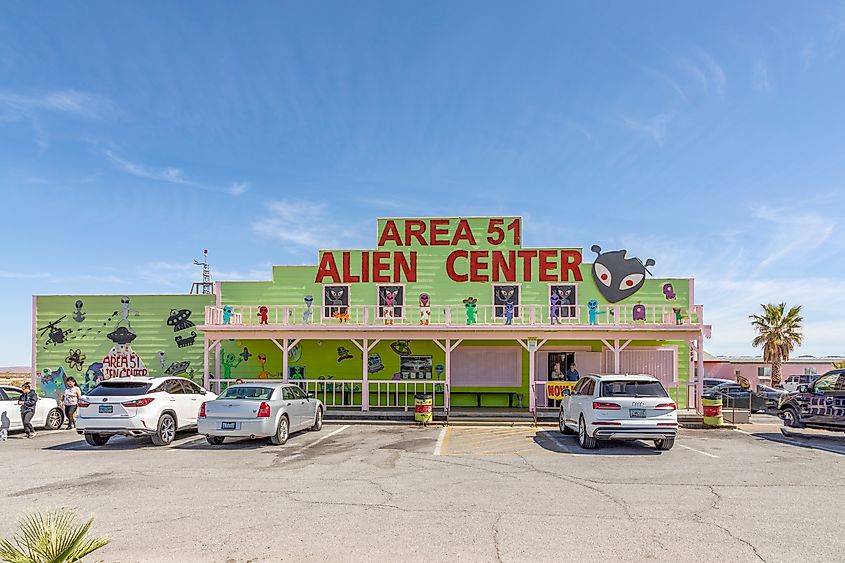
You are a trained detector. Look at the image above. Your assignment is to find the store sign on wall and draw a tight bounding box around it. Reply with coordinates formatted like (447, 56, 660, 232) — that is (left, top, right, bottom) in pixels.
(102, 345, 148, 378)
(314, 217, 584, 284)
(546, 381, 577, 401)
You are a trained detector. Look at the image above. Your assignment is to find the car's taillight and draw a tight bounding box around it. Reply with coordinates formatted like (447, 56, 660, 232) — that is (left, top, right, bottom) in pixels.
(592, 401, 621, 410)
(122, 397, 155, 408)
(78, 400, 90, 408)
(655, 402, 677, 410)
(199, 402, 207, 418)
(257, 402, 271, 418)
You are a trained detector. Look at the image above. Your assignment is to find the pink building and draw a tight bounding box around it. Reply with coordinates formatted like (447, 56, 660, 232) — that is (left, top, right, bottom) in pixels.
(703, 352, 845, 388)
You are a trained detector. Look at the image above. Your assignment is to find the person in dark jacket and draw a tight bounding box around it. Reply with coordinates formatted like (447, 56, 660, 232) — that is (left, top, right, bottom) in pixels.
(17, 382, 38, 438)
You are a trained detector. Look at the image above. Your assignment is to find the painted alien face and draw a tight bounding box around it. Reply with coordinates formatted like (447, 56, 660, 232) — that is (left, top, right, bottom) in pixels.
(590, 245, 655, 303)
(496, 286, 516, 303)
(587, 299, 599, 311)
(419, 293, 430, 307)
(304, 295, 314, 306)
(327, 287, 345, 302)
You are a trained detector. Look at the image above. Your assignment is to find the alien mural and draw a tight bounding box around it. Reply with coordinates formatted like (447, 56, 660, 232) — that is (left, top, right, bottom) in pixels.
(463, 297, 478, 325)
(419, 293, 431, 325)
(493, 285, 519, 320)
(379, 286, 402, 325)
(167, 309, 195, 332)
(302, 295, 314, 324)
(590, 246, 655, 303)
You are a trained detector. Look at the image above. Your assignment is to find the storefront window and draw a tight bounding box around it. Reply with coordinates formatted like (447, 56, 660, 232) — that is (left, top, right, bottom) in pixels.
(492, 284, 520, 318)
(377, 285, 404, 319)
(323, 285, 350, 319)
(549, 285, 577, 318)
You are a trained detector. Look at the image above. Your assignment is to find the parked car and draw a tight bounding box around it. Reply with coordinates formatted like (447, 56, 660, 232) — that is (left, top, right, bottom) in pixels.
(703, 378, 735, 390)
(779, 370, 845, 432)
(756, 384, 787, 407)
(0, 385, 65, 432)
(783, 374, 819, 394)
(198, 383, 324, 446)
(558, 374, 678, 450)
(702, 383, 768, 413)
(76, 377, 216, 446)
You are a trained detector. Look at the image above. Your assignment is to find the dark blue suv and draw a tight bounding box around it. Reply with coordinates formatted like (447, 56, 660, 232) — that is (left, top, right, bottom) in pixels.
(779, 369, 845, 431)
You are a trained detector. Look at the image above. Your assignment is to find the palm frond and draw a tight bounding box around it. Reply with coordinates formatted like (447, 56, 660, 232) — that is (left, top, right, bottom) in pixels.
(0, 508, 110, 563)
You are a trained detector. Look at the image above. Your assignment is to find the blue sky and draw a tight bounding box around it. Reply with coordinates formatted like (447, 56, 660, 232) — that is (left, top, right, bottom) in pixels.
(2, 1, 844, 365)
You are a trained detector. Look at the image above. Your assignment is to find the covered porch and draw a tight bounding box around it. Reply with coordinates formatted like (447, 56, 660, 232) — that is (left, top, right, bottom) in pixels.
(199, 314, 710, 417)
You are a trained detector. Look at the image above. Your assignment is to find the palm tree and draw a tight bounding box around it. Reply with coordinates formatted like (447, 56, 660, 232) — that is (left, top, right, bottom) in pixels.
(749, 303, 803, 388)
(0, 509, 109, 563)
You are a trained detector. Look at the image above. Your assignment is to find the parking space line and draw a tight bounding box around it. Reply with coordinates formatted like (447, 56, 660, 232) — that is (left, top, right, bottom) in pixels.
(298, 424, 349, 452)
(433, 426, 448, 456)
(679, 444, 720, 458)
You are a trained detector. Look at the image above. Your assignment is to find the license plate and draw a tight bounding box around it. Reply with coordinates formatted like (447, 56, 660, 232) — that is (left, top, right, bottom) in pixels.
(630, 408, 646, 418)
(221, 422, 237, 430)
(98, 405, 113, 414)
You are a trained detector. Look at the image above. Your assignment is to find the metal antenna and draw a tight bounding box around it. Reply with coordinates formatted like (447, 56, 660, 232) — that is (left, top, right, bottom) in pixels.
(191, 249, 213, 294)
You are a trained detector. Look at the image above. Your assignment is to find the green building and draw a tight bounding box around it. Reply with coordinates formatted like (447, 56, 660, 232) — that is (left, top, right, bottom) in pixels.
(33, 216, 709, 416)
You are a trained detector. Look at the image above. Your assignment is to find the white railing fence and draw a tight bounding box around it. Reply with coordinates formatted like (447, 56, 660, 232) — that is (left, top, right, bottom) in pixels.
(204, 303, 704, 328)
(208, 378, 447, 411)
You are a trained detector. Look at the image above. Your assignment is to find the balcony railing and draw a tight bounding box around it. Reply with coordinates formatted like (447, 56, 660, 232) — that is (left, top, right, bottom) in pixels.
(204, 303, 703, 328)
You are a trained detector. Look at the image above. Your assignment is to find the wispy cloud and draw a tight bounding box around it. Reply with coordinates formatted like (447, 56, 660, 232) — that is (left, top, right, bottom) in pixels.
(136, 260, 275, 287)
(620, 113, 673, 146)
(752, 58, 770, 92)
(254, 200, 368, 250)
(0, 271, 52, 280)
(103, 149, 248, 197)
(676, 49, 727, 97)
(751, 204, 836, 268)
(0, 89, 117, 119)
(644, 67, 687, 100)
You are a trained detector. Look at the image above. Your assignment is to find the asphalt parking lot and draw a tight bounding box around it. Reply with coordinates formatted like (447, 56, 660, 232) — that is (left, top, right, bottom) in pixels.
(2, 420, 844, 562)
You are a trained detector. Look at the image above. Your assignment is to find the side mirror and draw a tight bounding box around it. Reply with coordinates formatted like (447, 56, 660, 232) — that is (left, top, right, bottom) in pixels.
(307, 392, 315, 399)
(797, 384, 808, 393)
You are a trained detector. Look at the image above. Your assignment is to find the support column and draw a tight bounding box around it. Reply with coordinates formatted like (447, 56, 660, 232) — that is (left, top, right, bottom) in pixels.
(203, 335, 210, 390)
(282, 338, 289, 383)
(362, 339, 369, 411)
(528, 347, 536, 413)
(444, 339, 452, 414)
(214, 342, 222, 393)
(696, 335, 705, 414)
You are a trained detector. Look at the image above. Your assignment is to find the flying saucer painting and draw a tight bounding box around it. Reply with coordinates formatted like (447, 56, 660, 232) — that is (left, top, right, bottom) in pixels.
(107, 326, 137, 344)
(165, 361, 190, 376)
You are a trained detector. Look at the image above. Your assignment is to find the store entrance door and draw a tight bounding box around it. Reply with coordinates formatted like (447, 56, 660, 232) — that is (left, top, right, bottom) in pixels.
(536, 351, 601, 410)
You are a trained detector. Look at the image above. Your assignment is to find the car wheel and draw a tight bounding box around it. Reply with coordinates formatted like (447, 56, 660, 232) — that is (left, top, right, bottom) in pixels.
(559, 410, 574, 435)
(151, 413, 177, 446)
(206, 436, 225, 446)
(578, 417, 597, 449)
(654, 438, 675, 451)
(310, 408, 323, 431)
(84, 433, 110, 447)
(270, 415, 289, 445)
(44, 408, 64, 430)
(782, 407, 801, 428)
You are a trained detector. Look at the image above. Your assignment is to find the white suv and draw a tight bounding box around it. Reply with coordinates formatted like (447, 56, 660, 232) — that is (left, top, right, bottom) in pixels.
(77, 377, 216, 446)
(559, 374, 678, 450)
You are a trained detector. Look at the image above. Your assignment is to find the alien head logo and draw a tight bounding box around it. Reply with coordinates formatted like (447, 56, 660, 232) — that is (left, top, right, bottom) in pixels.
(590, 245, 655, 303)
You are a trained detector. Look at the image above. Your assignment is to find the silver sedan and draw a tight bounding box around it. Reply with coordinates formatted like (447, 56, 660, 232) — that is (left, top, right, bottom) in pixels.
(198, 383, 324, 445)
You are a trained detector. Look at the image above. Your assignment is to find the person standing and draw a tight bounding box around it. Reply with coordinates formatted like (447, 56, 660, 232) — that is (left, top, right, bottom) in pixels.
(63, 377, 82, 429)
(17, 382, 38, 438)
(565, 363, 580, 382)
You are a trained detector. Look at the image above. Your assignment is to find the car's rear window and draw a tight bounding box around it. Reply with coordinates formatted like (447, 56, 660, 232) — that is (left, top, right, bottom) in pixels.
(87, 381, 152, 396)
(601, 381, 668, 398)
(219, 386, 274, 400)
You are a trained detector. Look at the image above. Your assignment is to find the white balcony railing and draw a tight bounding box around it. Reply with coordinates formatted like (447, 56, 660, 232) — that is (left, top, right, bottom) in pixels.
(203, 303, 704, 329)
